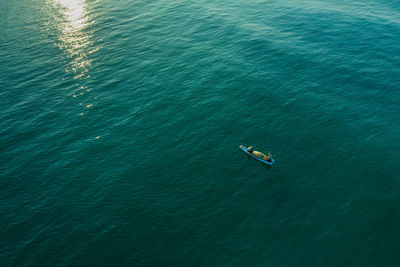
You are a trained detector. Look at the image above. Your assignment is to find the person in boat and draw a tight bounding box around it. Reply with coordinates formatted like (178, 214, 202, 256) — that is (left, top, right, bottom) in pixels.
(248, 146, 265, 158)
(263, 151, 272, 162)
(251, 148, 272, 162)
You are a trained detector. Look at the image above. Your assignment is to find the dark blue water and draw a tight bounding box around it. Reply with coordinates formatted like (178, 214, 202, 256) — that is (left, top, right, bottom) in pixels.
(1, 0, 400, 265)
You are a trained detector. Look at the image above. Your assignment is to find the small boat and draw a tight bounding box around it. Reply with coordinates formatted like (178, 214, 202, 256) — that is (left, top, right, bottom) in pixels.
(239, 145, 275, 165)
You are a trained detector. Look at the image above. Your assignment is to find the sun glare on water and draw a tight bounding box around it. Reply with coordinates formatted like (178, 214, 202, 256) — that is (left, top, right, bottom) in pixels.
(49, 0, 99, 115)
(51, 0, 97, 79)
(57, 0, 86, 30)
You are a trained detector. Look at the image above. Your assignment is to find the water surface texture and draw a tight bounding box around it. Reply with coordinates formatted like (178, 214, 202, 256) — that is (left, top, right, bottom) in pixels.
(1, 0, 400, 266)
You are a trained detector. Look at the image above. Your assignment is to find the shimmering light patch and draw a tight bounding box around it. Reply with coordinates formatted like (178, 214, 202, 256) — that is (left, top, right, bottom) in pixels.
(57, 0, 86, 30)
(47, 0, 98, 112)
(50, 0, 95, 81)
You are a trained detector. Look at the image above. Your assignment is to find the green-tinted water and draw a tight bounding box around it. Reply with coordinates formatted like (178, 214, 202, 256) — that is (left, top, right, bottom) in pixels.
(1, 0, 400, 265)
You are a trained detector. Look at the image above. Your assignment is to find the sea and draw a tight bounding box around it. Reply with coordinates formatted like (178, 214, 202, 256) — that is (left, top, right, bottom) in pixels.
(1, 0, 400, 266)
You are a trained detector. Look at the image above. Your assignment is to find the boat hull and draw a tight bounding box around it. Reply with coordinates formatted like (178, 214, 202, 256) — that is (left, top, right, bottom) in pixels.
(239, 145, 275, 165)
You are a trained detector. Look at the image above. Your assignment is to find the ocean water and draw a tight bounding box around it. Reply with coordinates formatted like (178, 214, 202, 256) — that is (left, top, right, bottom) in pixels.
(1, 0, 400, 265)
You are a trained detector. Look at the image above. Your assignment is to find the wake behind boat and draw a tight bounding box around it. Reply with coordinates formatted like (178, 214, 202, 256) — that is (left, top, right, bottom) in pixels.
(240, 145, 275, 165)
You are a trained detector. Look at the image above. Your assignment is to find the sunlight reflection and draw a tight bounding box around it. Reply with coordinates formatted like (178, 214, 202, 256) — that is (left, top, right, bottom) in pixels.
(49, 0, 99, 112)
(58, 0, 86, 30)
(52, 0, 96, 80)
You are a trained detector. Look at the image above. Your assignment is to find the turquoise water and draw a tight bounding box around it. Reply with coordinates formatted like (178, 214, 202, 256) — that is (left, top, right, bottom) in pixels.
(1, 0, 400, 265)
